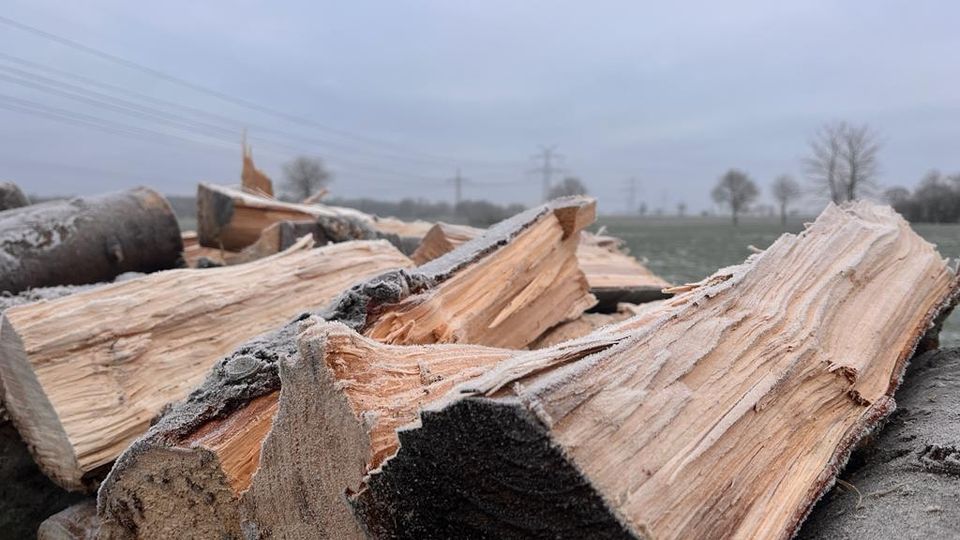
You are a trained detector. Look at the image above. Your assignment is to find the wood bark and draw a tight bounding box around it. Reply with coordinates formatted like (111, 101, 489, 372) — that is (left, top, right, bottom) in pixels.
(97, 197, 598, 539)
(0, 180, 29, 211)
(411, 222, 670, 310)
(798, 347, 960, 539)
(0, 239, 411, 490)
(348, 202, 959, 539)
(0, 187, 182, 293)
(197, 182, 430, 252)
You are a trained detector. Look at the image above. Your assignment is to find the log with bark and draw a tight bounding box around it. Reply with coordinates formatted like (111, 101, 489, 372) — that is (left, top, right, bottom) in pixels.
(197, 182, 431, 253)
(346, 202, 959, 539)
(798, 346, 960, 539)
(0, 180, 29, 211)
(97, 197, 599, 539)
(411, 221, 670, 309)
(0, 187, 182, 293)
(0, 239, 411, 491)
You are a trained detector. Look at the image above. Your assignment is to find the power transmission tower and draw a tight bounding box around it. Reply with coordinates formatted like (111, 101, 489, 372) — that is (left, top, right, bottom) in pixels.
(447, 168, 467, 209)
(626, 177, 637, 214)
(532, 145, 562, 202)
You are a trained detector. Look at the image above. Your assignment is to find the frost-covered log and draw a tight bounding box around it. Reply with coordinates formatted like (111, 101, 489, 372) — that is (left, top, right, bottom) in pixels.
(349, 202, 959, 539)
(97, 197, 598, 539)
(0, 181, 29, 211)
(0, 240, 410, 490)
(0, 188, 182, 293)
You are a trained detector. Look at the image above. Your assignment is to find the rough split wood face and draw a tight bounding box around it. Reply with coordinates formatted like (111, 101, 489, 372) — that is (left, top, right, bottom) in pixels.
(97, 197, 599, 539)
(197, 182, 432, 251)
(349, 203, 959, 539)
(0, 240, 411, 490)
(410, 221, 671, 310)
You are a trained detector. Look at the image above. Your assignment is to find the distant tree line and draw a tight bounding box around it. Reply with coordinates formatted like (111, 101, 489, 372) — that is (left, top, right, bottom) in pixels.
(885, 170, 960, 223)
(710, 120, 881, 226)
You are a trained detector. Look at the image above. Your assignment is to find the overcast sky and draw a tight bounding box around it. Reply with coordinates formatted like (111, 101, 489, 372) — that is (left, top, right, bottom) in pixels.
(1, 1, 958, 213)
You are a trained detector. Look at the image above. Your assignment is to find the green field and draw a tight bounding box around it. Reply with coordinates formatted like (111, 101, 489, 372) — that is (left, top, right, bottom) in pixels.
(596, 216, 960, 347)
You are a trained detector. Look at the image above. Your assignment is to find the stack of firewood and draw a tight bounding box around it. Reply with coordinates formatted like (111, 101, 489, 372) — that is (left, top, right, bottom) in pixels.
(1, 159, 958, 540)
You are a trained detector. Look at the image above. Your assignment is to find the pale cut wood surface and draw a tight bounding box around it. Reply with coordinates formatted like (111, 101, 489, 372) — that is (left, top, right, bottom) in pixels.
(349, 202, 959, 540)
(240, 141, 273, 197)
(96, 197, 599, 539)
(0, 240, 411, 490)
(410, 221, 670, 301)
(410, 222, 484, 265)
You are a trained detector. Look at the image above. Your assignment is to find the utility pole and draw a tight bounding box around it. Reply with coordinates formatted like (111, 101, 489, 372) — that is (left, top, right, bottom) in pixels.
(447, 168, 467, 209)
(532, 145, 562, 202)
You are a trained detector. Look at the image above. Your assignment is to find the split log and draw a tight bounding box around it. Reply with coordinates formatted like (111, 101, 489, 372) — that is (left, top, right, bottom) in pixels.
(0, 239, 411, 490)
(197, 182, 431, 252)
(348, 202, 959, 539)
(410, 222, 484, 265)
(411, 221, 670, 309)
(97, 197, 598, 539)
(0, 187, 182, 293)
(241, 141, 273, 197)
(0, 284, 90, 537)
(798, 346, 960, 539)
(0, 180, 29, 210)
(530, 301, 663, 349)
(38, 500, 98, 540)
(180, 230, 230, 267)
(578, 232, 671, 311)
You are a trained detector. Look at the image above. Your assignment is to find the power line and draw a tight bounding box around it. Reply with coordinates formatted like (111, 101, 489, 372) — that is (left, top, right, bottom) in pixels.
(0, 57, 520, 175)
(0, 14, 519, 169)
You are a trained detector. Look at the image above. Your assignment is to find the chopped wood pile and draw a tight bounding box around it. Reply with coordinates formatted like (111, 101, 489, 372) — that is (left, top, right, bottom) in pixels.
(1, 167, 957, 540)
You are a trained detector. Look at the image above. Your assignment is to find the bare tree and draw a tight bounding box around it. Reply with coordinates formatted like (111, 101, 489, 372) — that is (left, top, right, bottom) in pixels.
(281, 156, 331, 201)
(712, 169, 759, 226)
(803, 122, 845, 204)
(548, 177, 588, 199)
(771, 174, 801, 226)
(677, 201, 687, 217)
(840, 123, 881, 201)
(804, 121, 882, 203)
